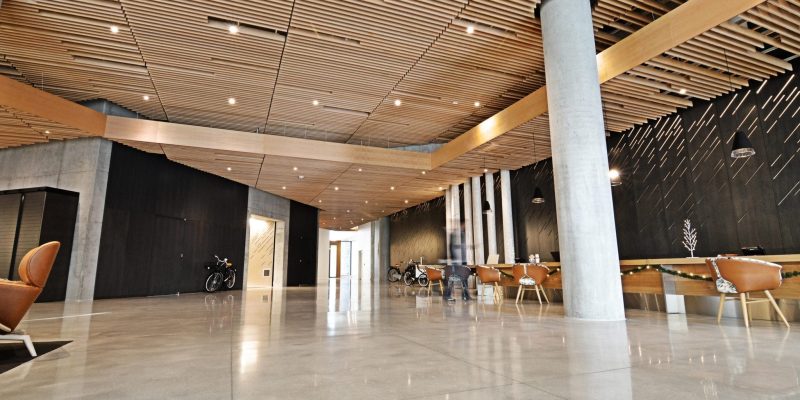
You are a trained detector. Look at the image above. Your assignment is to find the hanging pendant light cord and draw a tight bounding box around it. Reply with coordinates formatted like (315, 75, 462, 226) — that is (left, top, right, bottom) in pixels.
(723, 49, 735, 92)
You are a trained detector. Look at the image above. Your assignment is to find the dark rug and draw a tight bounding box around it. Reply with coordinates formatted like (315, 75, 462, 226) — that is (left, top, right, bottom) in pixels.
(0, 340, 71, 374)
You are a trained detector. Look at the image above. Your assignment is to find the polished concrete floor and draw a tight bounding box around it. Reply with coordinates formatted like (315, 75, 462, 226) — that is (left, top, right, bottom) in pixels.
(1, 279, 798, 399)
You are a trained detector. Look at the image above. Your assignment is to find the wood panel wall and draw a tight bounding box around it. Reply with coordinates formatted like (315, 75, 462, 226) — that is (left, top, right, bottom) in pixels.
(94, 143, 248, 298)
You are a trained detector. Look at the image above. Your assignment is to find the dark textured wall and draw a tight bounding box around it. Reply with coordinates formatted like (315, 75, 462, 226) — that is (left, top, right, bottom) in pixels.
(94, 144, 248, 299)
(389, 198, 447, 265)
(392, 67, 800, 261)
(286, 200, 318, 286)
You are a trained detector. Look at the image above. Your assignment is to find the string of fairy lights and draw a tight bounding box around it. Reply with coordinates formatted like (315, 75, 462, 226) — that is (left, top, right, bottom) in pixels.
(499, 265, 800, 281)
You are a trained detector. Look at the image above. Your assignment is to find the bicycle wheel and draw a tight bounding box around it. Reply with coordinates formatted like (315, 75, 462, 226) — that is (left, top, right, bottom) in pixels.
(417, 274, 429, 287)
(388, 267, 401, 282)
(402, 271, 415, 286)
(225, 270, 236, 289)
(205, 272, 223, 292)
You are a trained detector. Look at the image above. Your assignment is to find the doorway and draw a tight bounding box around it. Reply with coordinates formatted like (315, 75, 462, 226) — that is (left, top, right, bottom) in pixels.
(328, 240, 352, 278)
(246, 215, 284, 288)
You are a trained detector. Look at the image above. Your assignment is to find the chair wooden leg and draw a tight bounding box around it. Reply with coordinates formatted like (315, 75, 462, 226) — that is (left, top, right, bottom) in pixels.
(716, 293, 726, 323)
(534, 285, 542, 304)
(515, 287, 522, 303)
(740, 293, 750, 328)
(764, 290, 790, 328)
(2, 333, 37, 357)
(540, 285, 550, 304)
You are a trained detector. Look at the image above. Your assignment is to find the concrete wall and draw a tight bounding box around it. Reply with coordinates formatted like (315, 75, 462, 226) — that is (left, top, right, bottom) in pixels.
(317, 228, 330, 284)
(245, 187, 290, 287)
(0, 138, 111, 301)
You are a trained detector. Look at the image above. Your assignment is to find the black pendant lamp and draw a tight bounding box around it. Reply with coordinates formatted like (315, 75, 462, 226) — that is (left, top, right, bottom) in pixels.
(531, 187, 545, 204)
(482, 200, 492, 214)
(723, 49, 756, 159)
(731, 131, 755, 159)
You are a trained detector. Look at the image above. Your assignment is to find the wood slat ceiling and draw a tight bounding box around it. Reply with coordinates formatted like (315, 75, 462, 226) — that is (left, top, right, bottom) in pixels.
(2, 0, 799, 229)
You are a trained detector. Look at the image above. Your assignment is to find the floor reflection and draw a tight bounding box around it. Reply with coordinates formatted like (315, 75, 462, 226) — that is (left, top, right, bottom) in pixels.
(3, 278, 800, 399)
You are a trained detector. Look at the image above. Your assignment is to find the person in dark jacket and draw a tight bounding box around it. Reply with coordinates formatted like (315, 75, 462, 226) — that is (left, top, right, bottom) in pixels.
(444, 222, 472, 301)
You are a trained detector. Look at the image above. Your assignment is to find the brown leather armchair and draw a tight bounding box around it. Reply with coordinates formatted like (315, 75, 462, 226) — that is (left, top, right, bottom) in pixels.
(476, 266, 503, 302)
(513, 264, 550, 304)
(425, 267, 443, 294)
(705, 256, 789, 328)
(0, 242, 60, 356)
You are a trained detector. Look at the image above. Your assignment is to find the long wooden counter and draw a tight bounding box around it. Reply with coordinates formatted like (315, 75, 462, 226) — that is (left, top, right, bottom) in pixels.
(483, 255, 800, 299)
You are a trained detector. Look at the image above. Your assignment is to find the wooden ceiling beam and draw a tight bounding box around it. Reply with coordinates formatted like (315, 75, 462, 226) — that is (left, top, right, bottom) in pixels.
(430, 0, 767, 169)
(104, 116, 432, 170)
(0, 74, 106, 136)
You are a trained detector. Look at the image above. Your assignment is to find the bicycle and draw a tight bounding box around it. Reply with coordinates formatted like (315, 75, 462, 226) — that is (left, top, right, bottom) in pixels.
(387, 264, 402, 283)
(402, 261, 429, 287)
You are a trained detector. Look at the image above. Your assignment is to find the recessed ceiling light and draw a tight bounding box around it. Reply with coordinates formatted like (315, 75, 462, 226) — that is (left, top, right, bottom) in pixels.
(364, 200, 369, 204)
(357, 168, 363, 172)
(483, 168, 489, 173)
(334, 217, 337, 220)
(293, 166, 298, 171)
(228, 24, 239, 34)
(679, 88, 687, 95)
(381, 209, 385, 213)
(143, 95, 150, 101)
(421, 171, 426, 175)
(452, 100, 458, 105)
(438, 186, 443, 191)
(282, 186, 286, 190)
(347, 210, 350, 213)
(334, 186, 339, 191)
(226, 167, 232, 171)
(44, 130, 50, 134)
(474, 101, 481, 107)
(390, 186, 395, 190)
(228, 97, 236, 105)
(110, 25, 119, 34)
(298, 175, 304, 179)
(393, 99, 401, 106)
(466, 25, 475, 34)
(404, 200, 409, 204)
(361, 218, 364, 221)
(312, 99, 319, 106)
(318, 199, 322, 203)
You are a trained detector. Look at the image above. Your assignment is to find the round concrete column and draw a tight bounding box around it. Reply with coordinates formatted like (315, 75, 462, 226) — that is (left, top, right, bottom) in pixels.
(540, 0, 625, 320)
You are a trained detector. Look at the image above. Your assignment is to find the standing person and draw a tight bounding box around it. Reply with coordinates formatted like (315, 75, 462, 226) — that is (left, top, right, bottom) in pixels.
(444, 222, 472, 301)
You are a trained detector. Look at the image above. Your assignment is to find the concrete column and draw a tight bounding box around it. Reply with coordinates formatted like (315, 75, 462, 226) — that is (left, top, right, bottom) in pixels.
(463, 180, 475, 265)
(484, 172, 497, 259)
(470, 176, 485, 264)
(450, 184, 462, 264)
(540, 0, 625, 320)
(500, 170, 515, 264)
(445, 187, 452, 261)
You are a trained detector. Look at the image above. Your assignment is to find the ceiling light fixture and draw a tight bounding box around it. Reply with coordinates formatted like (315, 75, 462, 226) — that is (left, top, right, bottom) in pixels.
(357, 168, 363, 172)
(482, 201, 492, 214)
(393, 99, 401, 106)
(404, 200, 409, 204)
(679, 88, 687, 95)
(466, 25, 475, 34)
(722, 50, 756, 159)
(293, 166, 298, 171)
(282, 186, 286, 190)
(226, 167, 232, 171)
(44, 130, 50, 134)
(474, 101, 481, 108)
(334, 187, 339, 191)
(312, 99, 319, 106)
(318, 199, 322, 203)
(298, 175, 304, 179)
(421, 171, 426, 175)
(364, 200, 369, 204)
(452, 101, 459, 105)
(390, 186, 395, 190)
(438, 186, 444, 191)
(228, 97, 236, 105)
(110, 25, 119, 34)
(143, 95, 150, 101)
(228, 24, 239, 34)
(532, 187, 545, 204)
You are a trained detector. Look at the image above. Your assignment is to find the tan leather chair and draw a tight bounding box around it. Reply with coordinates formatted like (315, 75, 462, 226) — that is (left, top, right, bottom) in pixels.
(705, 256, 789, 328)
(425, 267, 443, 294)
(0, 242, 61, 356)
(513, 264, 550, 304)
(476, 266, 503, 303)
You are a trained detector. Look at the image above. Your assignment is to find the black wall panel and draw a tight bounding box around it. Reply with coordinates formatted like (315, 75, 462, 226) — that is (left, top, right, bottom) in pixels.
(286, 200, 318, 286)
(389, 198, 446, 265)
(94, 144, 248, 299)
